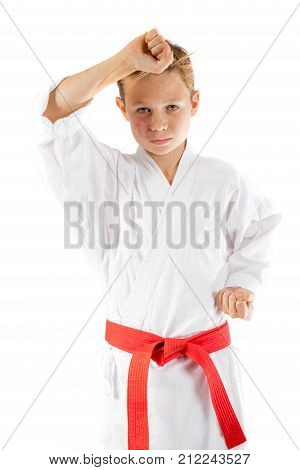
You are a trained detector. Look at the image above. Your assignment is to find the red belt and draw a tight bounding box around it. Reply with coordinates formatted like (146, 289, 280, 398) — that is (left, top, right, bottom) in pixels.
(105, 319, 246, 450)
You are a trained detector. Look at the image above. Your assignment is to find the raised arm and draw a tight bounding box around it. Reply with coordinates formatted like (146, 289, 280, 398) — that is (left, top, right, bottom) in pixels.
(42, 51, 136, 123)
(42, 28, 174, 123)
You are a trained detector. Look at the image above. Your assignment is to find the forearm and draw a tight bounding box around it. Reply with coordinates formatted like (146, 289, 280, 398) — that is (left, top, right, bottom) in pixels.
(43, 48, 136, 123)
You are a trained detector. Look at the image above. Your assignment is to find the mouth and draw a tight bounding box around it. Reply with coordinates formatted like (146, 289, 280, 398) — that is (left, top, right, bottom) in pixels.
(150, 138, 172, 145)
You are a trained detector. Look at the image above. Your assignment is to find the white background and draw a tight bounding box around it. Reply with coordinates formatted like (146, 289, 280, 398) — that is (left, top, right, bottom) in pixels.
(0, 0, 299, 467)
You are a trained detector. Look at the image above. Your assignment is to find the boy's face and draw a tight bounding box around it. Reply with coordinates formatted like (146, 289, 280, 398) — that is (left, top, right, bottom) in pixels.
(115, 70, 200, 158)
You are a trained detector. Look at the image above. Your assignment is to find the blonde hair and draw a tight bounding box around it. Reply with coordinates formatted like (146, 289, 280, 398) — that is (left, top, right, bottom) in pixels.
(117, 39, 196, 103)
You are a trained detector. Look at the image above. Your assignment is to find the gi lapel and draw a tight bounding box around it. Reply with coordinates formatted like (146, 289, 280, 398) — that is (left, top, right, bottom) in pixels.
(130, 145, 170, 246)
(121, 138, 201, 329)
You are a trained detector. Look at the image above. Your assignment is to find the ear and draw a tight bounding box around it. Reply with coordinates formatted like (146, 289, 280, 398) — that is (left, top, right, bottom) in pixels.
(115, 97, 130, 121)
(190, 90, 200, 116)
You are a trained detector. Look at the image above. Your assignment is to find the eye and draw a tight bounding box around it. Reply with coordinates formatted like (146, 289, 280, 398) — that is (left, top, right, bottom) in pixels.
(136, 105, 179, 113)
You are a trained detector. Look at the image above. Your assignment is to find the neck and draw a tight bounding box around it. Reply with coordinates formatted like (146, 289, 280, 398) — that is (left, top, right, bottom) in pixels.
(147, 139, 187, 185)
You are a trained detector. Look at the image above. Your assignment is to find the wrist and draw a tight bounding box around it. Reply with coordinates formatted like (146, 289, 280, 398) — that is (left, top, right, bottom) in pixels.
(115, 47, 137, 77)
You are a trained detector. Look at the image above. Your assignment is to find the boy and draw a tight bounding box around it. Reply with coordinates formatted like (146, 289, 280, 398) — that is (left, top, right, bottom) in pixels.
(32, 28, 281, 449)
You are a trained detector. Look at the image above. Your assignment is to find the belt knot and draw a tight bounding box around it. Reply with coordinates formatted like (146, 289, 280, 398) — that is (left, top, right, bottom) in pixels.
(152, 337, 189, 366)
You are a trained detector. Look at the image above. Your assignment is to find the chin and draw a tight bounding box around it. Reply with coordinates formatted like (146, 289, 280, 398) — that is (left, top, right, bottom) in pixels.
(146, 144, 174, 156)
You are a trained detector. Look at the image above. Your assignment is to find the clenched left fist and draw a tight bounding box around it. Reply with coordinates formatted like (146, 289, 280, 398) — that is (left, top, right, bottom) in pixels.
(215, 286, 255, 319)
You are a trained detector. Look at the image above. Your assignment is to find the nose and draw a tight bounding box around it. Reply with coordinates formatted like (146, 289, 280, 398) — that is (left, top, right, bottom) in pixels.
(149, 113, 168, 132)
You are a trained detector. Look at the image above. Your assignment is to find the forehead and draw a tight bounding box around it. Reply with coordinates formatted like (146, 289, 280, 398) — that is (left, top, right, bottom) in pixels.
(125, 71, 189, 103)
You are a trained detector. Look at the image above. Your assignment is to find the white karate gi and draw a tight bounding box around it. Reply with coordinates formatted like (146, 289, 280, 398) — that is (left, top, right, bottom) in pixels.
(31, 78, 282, 450)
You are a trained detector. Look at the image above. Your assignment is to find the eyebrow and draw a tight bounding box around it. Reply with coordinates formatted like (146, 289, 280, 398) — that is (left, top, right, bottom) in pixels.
(132, 100, 181, 106)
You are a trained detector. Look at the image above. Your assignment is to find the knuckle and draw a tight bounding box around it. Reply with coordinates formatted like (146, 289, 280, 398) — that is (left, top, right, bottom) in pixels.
(151, 28, 159, 37)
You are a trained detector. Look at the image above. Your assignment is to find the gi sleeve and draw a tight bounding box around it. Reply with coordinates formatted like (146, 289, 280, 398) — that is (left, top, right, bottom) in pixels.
(30, 77, 120, 207)
(30, 78, 123, 268)
(31, 76, 91, 206)
(224, 172, 282, 319)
